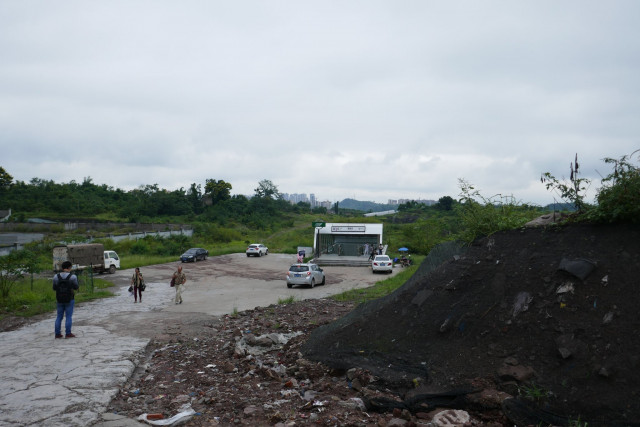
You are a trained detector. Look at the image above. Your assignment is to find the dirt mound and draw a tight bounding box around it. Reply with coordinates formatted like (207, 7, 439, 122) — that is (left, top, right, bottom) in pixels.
(302, 223, 640, 424)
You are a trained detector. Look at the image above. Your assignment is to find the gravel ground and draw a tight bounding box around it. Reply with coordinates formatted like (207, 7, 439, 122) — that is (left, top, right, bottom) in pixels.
(106, 297, 507, 426)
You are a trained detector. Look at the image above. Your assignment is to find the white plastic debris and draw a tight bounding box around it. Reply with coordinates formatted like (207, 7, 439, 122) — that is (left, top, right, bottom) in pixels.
(138, 403, 196, 426)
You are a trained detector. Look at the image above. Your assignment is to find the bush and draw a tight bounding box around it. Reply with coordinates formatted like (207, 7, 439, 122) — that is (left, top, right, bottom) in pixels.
(456, 179, 540, 243)
(591, 151, 640, 223)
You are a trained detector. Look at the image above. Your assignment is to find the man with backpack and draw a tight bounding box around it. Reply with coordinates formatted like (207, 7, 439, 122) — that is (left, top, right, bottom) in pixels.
(53, 260, 79, 338)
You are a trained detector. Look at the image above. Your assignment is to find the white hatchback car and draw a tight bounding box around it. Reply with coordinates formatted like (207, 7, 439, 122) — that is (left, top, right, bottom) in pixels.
(372, 255, 393, 273)
(246, 243, 268, 257)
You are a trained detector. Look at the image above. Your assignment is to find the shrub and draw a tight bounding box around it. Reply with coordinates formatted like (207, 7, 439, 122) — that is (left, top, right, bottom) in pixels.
(541, 153, 591, 212)
(456, 179, 539, 243)
(591, 150, 640, 223)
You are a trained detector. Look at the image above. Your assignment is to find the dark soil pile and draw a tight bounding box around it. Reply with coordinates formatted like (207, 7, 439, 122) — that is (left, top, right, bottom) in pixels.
(303, 223, 640, 425)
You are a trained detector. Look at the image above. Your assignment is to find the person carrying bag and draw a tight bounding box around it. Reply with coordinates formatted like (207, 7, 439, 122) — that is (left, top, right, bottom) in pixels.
(130, 267, 145, 303)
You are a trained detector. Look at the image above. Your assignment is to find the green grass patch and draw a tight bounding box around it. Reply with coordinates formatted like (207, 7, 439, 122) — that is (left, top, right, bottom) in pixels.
(331, 256, 424, 304)
(120, 254, 177, 270)
(277, 295, 296, 305)
(119, 242, 248, 270)
(0, 275, 114, 320)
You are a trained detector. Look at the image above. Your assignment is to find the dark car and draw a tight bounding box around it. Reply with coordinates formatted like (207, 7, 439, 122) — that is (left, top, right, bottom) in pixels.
(180, 248, 208, 262)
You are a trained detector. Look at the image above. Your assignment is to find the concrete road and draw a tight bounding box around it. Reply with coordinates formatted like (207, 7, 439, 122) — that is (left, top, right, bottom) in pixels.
(0, 253, 399, 426)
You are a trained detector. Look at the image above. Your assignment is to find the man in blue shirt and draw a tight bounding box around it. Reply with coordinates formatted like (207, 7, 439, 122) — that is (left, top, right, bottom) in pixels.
(53, 261, 79, 338)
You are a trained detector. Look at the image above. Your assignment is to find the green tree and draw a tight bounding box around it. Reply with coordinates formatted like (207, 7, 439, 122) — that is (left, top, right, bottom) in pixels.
(187, 183, 203, 214)
(436, 196, 454, 211)
(0, 166, 13, 190)
(254, 179, 281, 199)
(204, 179, 232, 204)
(398, 200, 419, 211)
(19, 249, 42, 291)
(0, 251, 27, 298)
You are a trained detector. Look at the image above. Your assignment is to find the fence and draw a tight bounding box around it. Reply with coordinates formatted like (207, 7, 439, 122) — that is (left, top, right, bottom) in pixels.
(105, 229, 193, 243)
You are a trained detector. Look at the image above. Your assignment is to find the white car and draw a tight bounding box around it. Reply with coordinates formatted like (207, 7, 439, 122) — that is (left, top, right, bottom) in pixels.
(372, 255, 393, 273)
(246, 243, 269, 257)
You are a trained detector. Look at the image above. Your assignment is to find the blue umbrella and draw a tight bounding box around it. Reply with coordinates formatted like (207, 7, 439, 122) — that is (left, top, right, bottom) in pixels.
(398, 247, 409, 252)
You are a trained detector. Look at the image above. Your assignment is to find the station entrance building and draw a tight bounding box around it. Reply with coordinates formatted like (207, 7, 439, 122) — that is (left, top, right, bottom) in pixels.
(313, 223, 383, 258)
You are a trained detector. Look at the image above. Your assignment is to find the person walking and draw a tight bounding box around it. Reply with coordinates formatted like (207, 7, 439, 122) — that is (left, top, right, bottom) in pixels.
(172, 265, 187, 304)
(53, 260, 79, 339)
(130, 267, 144, 303)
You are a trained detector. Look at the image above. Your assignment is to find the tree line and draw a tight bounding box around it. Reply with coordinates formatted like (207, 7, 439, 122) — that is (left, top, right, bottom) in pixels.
(0, 168, 326, 229)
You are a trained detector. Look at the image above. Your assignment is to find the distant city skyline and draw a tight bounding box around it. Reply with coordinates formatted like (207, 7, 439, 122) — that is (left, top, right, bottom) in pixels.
(281, 192, 437, 209)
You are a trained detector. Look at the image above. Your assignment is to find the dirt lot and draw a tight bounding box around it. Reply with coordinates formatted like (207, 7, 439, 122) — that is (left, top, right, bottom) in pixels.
(106, 252, 400, 317)
(104, 223, 640, 426)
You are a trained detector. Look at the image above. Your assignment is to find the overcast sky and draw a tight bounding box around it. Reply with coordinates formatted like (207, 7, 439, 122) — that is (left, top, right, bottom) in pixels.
(1, 1, 638, 206)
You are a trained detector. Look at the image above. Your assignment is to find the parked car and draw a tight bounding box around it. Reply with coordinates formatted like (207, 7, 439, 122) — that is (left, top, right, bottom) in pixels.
(286, 263, 325, 288)
(246, 243, 269, 257)
(180, 248, 208, 262)
(372, 255, 393, 273)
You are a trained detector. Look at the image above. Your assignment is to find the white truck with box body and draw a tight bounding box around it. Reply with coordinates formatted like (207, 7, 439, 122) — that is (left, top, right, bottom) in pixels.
(53, 243, 120, 274)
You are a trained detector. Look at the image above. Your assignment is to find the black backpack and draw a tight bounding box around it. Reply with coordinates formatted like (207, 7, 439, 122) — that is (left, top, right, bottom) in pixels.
(56, 273, 75, 303)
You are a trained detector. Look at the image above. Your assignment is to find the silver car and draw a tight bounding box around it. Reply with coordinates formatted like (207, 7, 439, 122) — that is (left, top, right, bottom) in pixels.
(372, 255, 393, 273)
(286, 263, 325, 288)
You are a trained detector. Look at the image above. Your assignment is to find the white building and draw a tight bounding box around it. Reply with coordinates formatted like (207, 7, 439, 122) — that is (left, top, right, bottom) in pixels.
(313, 222, 383, 258)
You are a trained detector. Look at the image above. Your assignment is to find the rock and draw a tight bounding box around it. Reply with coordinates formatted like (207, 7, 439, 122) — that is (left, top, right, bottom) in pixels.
(432, 409, 471, 426)
(558, 347, 572, 359)
(503, 357, 518, 366)
(603, 312, 614, 325)
(497, 364, 535, 382)
(256, 336, 274, 346)
(347, 367, 357, 380)
(467, 388, 512, 408)
(511, 292, 533, 318)
(302, 390, 317, 401)
(337, 398, 365, 411)
(556, 282, 575, 294)
(555, 334, 587, 359)
(170, 394, 190, 404)
(243, 405, 260, 416)
(525, 212, 565, 227)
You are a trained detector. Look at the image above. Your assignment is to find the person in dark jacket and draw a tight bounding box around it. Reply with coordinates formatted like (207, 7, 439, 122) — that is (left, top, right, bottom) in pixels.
(53, 260, 79, 338)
